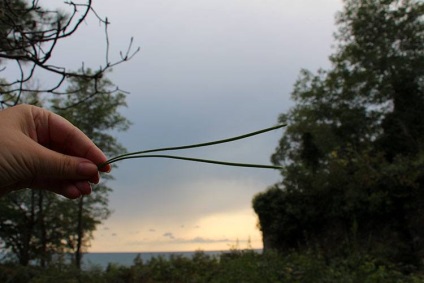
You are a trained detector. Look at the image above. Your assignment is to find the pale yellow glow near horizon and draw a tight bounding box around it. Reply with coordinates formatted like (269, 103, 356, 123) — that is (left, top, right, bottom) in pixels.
(89, 209, 262, 253)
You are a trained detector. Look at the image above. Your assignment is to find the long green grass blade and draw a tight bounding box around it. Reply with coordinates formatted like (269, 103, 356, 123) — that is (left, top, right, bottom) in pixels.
(105, 154, 283, 169)
(98, 124, 285, 170)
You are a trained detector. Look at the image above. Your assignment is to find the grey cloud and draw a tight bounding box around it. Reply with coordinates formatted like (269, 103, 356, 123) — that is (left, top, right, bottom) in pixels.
(189, 237, 230, 244)
(163, 236, 231, 244)
(160, 232, 232, 244)
(163, 232, 175, 240)
(129, 236, 232, 245)
(72, 0, 342, 250)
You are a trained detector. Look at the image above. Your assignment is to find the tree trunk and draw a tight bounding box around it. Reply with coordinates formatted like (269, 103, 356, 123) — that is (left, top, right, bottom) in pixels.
(38, 190, 47, 268)
(75, 196, 84, 269)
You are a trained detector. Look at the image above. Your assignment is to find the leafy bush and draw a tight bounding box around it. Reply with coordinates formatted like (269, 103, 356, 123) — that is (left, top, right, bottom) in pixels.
(1, 249, 424, 282)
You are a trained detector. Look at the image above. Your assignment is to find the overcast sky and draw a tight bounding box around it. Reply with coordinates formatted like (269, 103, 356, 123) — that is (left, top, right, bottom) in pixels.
(42, 0, 343, 252)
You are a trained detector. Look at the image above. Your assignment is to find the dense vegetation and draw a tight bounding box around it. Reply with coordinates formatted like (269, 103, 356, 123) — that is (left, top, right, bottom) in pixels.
(253, 0, 424, 272)
(1, 248, 424, 282)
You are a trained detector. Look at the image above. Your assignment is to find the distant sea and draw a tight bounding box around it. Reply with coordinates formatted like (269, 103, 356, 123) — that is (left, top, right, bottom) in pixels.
(1, 250, 261, 270)
(82, 251, 226, 270)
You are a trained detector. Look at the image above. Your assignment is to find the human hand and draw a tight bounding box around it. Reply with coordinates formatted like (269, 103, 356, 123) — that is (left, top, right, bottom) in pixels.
(0, 104, 111, 199)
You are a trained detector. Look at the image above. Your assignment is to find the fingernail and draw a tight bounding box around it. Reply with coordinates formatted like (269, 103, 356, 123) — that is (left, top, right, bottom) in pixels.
(89, 173, 100, 184)
(98, 163, 112, 173)
(78, 162, 98, 177)
(105, 164, 112, 173)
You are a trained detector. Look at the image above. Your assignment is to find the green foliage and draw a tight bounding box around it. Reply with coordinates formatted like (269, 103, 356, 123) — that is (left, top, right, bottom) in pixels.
(50, 69, 130, 268)
(0, 0, 69, 106)
(0, 190, 78, 265)
(254, 0, 424, 269)
(0, 69, 130, 268)
(52, 68, 131, 154)
(0, 0, 39, 56)
(1, 249, 424, 283)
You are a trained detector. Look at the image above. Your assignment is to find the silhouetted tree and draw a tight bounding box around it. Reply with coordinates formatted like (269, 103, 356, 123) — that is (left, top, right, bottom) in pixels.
(254, 0, 424, 267)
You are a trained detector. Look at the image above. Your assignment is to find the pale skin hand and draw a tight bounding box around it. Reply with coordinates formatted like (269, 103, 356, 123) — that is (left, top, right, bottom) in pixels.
(0, 104, 111, 199)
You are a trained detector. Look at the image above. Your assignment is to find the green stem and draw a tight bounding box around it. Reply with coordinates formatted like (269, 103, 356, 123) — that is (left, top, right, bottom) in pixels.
(98, 124, 285, 170)
(105, 154, 283, 170)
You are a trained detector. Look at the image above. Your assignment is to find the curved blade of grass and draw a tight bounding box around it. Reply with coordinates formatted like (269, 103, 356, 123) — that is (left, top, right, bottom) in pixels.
(103, 154, 283, 170)
(98, 123, 286, 169)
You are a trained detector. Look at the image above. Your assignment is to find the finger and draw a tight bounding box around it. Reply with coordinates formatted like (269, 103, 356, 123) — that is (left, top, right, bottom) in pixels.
(99, 163, 112, 173)
(75, 181, 93, 195)
(32, 107, 109, 167)
(33, 145, 99, 181)
(46, 181, 92, 199)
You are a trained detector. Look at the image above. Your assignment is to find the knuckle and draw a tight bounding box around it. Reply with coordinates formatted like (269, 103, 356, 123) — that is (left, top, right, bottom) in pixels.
(58, 154, 74, 177)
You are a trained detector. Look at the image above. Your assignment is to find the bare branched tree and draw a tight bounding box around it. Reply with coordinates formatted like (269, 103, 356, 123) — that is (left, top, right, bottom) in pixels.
(0, 0, 139, 108)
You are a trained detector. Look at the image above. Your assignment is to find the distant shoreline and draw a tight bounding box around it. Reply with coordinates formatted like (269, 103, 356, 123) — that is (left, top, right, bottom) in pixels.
(82, 249, 262, 270)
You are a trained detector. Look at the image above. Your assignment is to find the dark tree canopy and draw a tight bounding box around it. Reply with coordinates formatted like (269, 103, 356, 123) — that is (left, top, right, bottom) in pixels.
(254, 0, 424, 267)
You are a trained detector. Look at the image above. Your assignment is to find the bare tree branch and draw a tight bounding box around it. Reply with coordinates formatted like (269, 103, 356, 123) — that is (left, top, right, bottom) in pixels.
(0, 0, 139, 108)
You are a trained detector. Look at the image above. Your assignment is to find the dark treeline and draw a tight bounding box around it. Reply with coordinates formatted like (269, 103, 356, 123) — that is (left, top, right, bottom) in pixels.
(253, 0, 424, 273)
